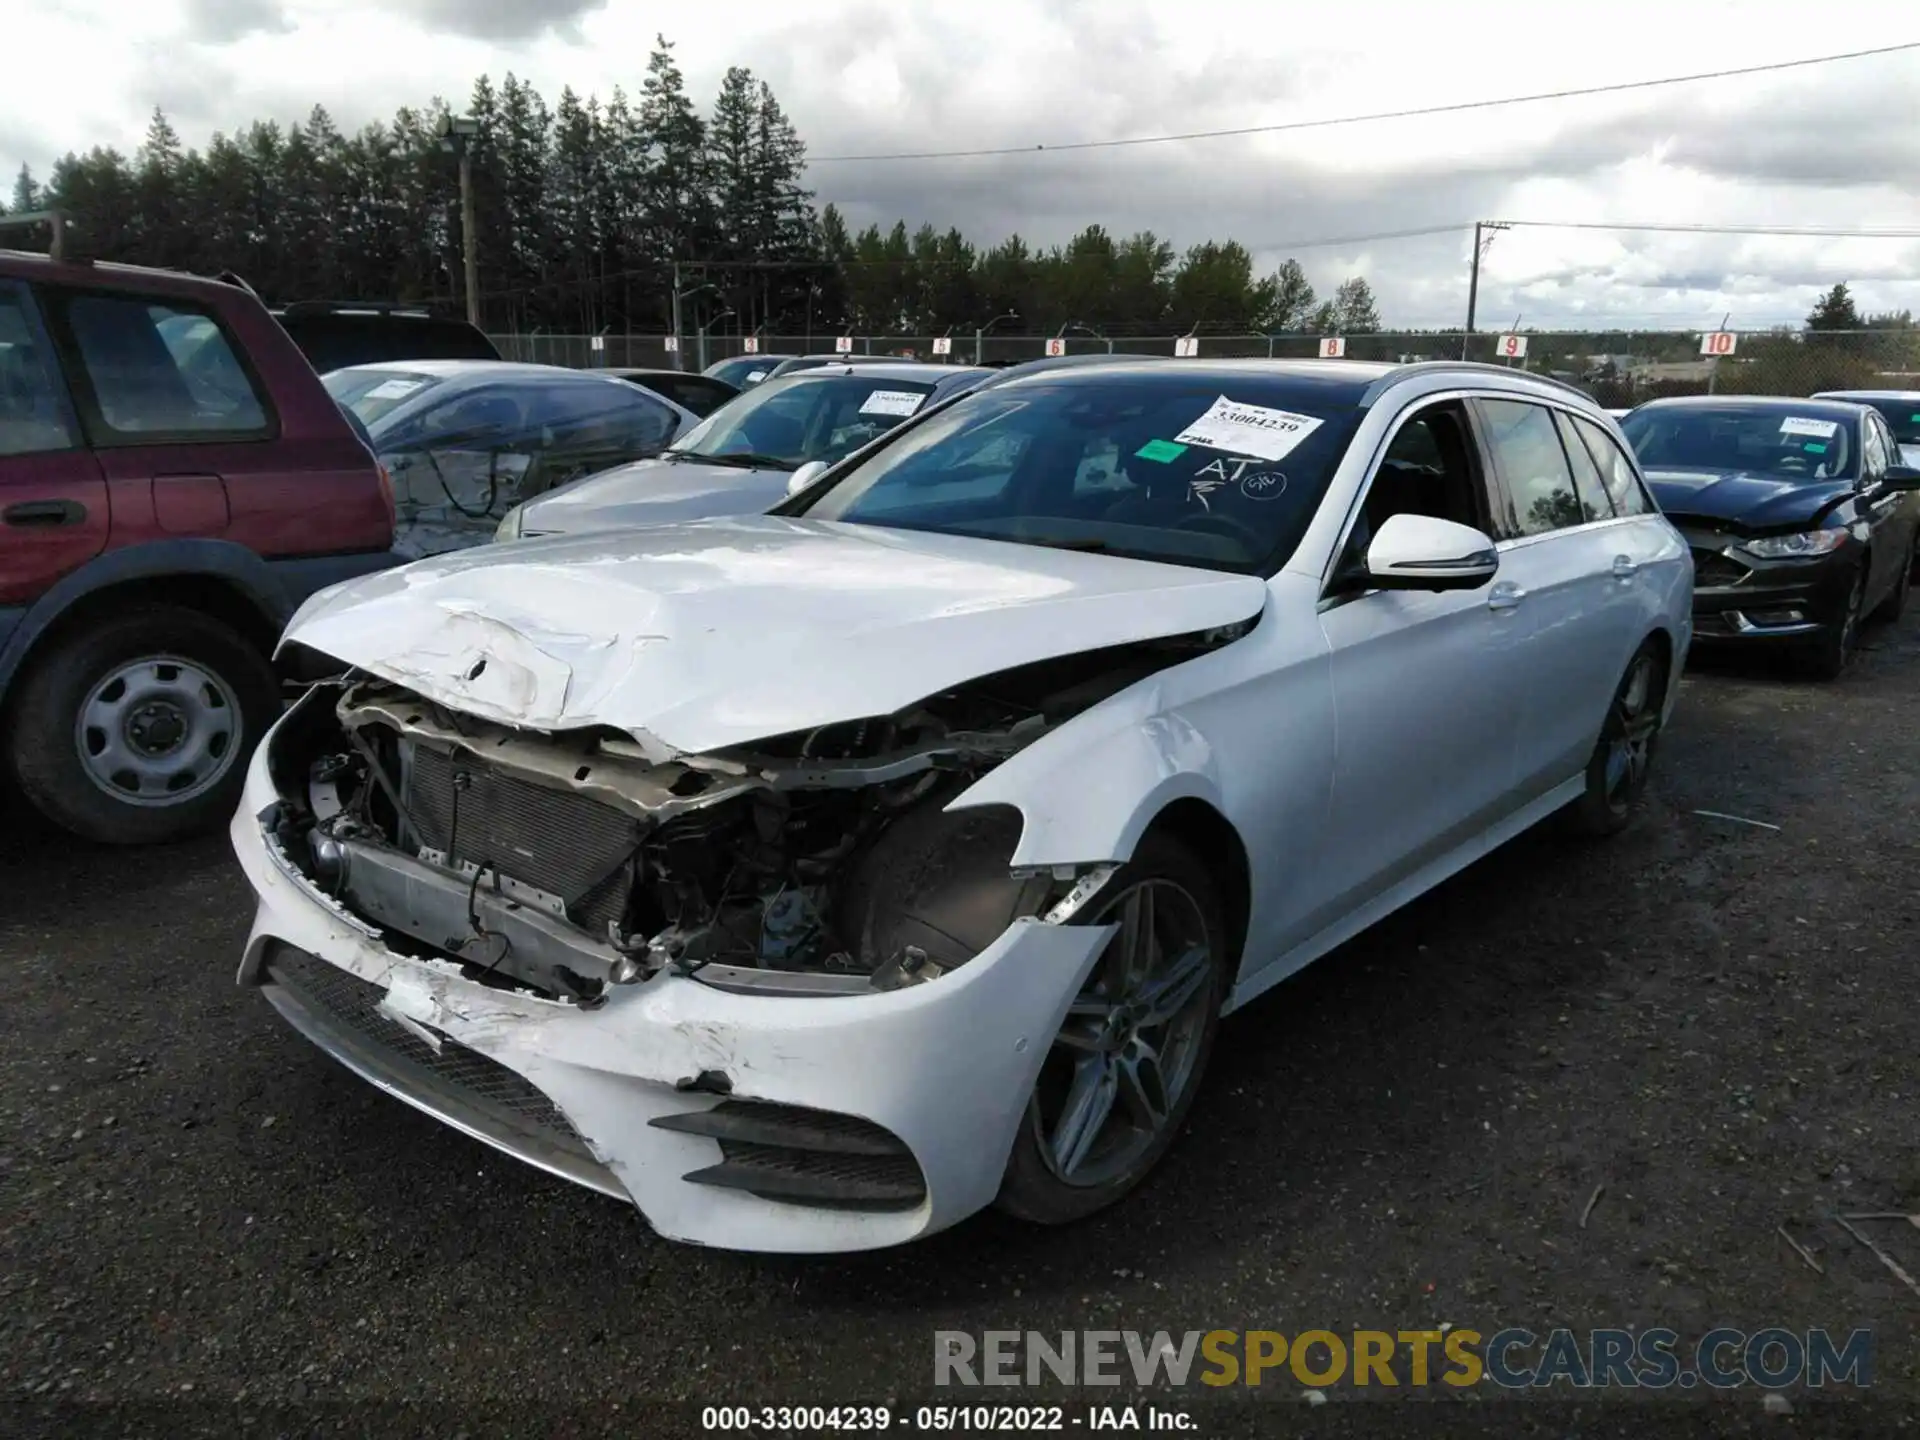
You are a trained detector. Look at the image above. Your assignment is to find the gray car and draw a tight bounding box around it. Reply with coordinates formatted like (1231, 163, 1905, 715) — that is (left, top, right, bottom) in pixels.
(496, 362, 989, 540)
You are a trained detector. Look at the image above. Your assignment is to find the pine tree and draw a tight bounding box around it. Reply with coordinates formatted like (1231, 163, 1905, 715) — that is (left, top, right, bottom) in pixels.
(1263, 259, 1316, 331)
(10, 165, 39, 214)
(1332, 276, 1381, 333)
(638, 36, 715, 328)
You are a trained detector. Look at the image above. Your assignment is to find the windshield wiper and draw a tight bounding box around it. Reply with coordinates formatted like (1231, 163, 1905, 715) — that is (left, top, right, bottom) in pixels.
(1021, 536, 1111, 552)
(693, 452, 798, 471)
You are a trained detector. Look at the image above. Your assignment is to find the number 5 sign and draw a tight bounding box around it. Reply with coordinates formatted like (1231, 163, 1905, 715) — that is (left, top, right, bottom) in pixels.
(1496, 333, 1528, 359)
(1317, 337, 1346, 359)
(1700, 331, 1738, 357)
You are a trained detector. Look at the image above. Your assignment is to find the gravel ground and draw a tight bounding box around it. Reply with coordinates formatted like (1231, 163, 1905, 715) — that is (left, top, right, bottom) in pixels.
(3, 615, 1918, 1438)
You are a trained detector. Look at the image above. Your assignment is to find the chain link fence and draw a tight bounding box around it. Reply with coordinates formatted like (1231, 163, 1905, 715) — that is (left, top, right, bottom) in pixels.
(489, 329, 1920, 405)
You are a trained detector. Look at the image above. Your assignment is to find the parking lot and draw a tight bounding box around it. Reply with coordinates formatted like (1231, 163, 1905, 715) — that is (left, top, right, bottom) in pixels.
(5, 613, 1918, 1428)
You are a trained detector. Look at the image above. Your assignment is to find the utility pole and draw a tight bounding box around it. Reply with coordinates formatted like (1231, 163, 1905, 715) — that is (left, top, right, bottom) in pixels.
(1462, 221, 1509, 359)
(670, 261, 684, 371)
(439, 116, 482, 329)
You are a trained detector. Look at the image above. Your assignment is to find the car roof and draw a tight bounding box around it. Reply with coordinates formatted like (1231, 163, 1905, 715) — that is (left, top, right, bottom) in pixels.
(774, 362, 975, 384)
(1634, 394, 1867, 421)
(327, 359, 609, 381)
(1812, 389, 1920, 400)
(0, 249, 251, 303)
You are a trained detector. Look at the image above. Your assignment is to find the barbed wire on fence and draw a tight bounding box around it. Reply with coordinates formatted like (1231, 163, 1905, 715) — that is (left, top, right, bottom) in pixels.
(488, 329, 1920, 404)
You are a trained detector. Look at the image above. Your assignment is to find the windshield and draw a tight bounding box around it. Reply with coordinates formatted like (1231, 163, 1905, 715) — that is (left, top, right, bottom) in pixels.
(1859, 399, 1920, 448)
(791, 374, 1364, 573)
(667, 373, 939, 470)
(1620, 405, 1856, 481)
(323, 367, 444, 426)
(706, 355, 781, 388)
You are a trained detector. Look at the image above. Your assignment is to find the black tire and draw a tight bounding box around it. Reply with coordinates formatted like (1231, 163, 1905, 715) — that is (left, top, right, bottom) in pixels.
(996, 831, 1231, 1226)
(5, 606, 279, 845)
(1799, 564, 1867, 680)
(1871, 541, 1913, 624)
(1564, 640, 1668, 838)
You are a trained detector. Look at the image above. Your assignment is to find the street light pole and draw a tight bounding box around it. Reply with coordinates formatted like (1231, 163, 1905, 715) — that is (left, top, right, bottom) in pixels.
(439, 116, 483, 329)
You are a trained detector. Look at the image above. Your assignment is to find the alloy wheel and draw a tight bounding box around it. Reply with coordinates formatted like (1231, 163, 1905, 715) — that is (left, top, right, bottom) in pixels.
(1030, 878, 1216, 1189)
(1602, 652, 1661, 811)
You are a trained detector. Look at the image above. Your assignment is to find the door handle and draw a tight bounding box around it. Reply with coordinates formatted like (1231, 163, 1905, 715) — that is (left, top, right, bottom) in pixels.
(4, 499, 87, 527)
(1611, 554, 1638, 580)
(1487, 581, 1527, 611)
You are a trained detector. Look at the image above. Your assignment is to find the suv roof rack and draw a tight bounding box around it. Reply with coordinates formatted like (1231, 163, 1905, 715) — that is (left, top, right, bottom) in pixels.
(0, 209, 77, 263)
(277, 300, 447, 319)
(1378, 359, 1592, 400)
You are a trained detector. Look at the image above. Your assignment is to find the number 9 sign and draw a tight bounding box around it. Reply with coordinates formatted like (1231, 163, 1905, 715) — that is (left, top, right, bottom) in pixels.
(1497, 333, 1527, 359)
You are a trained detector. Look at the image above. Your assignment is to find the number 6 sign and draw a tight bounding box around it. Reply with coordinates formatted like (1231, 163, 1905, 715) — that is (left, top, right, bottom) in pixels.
(1496, 333, 1528, 359)
(1700, 331, 1738, 357)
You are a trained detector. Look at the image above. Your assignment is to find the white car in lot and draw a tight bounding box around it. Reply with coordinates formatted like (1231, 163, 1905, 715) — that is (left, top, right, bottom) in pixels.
(233, 359, 1691, 1253)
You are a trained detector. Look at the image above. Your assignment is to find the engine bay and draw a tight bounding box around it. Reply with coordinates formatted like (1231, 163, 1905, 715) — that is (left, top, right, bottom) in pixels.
(260, 627, 1243, 1006)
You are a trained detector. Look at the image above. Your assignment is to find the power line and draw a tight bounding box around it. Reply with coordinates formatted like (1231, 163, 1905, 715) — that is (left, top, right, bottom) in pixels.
(1497, 219, 1920, 239)
(807, 41, 1920, 163)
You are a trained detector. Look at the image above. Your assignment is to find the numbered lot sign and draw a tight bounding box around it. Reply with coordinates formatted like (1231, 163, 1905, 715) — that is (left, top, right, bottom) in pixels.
(1045, 337, 1067, 357)
(834, 335, 854, 353)
(1700, 331, 1738, 357)
(1497, 333, 1528, 359)
(1174, 336, 1199, 357)
(662, 335, 679, 352)
(1318, 337, 1346, 359)
(931, 335, 952, 355)
(742, 336, 759, 354)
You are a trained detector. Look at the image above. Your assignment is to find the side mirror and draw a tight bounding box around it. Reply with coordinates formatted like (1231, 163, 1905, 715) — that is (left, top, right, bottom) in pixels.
(1881, 464, 1920, 492)
(786, 459, 829, 496)
(1365, 513, 1500, 591)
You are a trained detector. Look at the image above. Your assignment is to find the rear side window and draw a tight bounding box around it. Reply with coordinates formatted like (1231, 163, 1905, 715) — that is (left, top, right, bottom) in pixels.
(0, 286, 79, 457)
(1477, 398, 1583, 537)
(535, 380, 680, 453)
(59, 294, 269, 441)
(281, 316, 499, 373)
(1570, 415, 1655, 516)
(1551, 411, 1614, 521)
(626, 374, 735, 417)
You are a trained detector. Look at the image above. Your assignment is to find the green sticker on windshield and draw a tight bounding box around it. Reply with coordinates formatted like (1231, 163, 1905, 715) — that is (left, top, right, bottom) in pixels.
(1135, 439, 1188, 463)
(1803, 442, 1828, 454)
(1910, 413, 1920, 423)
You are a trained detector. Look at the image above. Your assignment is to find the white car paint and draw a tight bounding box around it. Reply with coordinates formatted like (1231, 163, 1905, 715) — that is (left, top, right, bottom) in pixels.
(239, 363, 1693, 1252)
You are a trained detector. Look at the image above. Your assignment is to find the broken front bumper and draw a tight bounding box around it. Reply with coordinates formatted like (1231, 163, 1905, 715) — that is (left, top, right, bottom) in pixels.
(229, 740, 1111, 1253)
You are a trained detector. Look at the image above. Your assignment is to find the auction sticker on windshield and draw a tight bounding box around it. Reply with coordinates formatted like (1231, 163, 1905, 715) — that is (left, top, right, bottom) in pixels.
(860, 389, 926, 418)
(1174, 395, 1325, 462)
(366, 378, 428, 401)
(1779, 416, 1839, 438)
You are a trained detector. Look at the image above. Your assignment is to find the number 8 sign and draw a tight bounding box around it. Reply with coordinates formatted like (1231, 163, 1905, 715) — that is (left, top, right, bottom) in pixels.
(1497, 333, 1527, 359)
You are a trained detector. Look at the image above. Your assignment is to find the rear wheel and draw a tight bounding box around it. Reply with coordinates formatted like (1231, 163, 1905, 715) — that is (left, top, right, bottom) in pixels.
(996, 833, 1229, 1225)
(1799, 564, 1867, 680)
(6, 607, 279, 845)
(1565, 642, 1667, 838)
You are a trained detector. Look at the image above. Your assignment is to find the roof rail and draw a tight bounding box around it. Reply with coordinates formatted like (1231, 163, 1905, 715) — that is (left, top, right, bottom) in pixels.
(0, 209, 75, 263)
(1374, 359, 1593, 400)
(277, 300, 443, 319)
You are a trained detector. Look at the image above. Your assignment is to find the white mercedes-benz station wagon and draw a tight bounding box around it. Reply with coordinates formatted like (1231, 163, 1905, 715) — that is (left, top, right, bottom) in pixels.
(232, 359, 1691, 1253)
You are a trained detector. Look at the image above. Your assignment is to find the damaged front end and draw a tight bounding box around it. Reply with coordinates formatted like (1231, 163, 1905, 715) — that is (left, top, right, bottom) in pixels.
(258, 628, 1242, 1007)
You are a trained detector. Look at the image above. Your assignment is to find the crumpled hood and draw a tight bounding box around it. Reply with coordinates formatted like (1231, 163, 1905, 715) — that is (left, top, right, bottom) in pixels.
(282, 515, 1268, 756)
(519, 456, 791, 536)
(1645, 469, 1852, 529)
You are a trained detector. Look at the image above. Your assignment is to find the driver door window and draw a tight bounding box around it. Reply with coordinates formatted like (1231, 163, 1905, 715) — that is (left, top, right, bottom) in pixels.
(1333, 400, 1489, 588)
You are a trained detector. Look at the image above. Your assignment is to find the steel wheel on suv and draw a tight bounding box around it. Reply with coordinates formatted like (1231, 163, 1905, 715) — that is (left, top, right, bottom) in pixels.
(6, 606, 279, 844)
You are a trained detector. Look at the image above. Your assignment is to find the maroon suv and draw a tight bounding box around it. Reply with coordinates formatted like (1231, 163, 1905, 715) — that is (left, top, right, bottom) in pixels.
(0, 244, 397, 843)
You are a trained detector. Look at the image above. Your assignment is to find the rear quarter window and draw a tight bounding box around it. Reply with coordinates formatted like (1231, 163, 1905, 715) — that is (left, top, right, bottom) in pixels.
(56, 292, 272, 443)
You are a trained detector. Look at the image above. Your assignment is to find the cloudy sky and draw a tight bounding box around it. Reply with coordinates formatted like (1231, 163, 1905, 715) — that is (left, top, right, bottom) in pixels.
(6, 0, 1919, 331)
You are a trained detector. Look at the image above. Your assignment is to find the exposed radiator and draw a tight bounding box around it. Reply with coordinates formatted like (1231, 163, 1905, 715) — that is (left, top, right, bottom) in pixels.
(402, 741, 641, 935)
